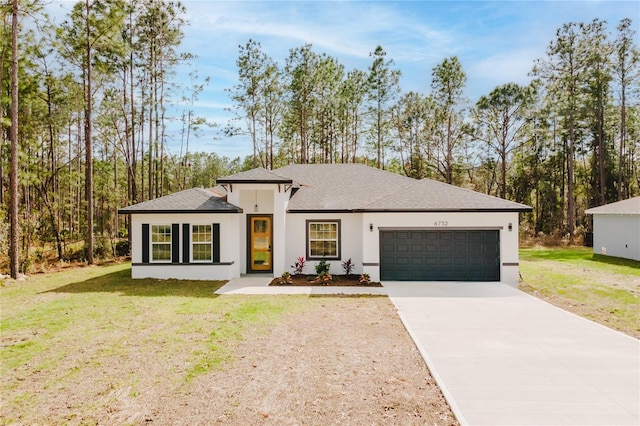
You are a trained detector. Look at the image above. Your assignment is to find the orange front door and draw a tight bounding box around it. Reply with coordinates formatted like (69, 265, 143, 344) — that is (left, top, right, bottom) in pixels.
(249, 216, 272, 272)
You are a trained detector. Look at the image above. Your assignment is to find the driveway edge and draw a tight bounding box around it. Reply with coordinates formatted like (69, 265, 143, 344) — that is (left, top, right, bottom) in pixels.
(392, 306, 469, 426)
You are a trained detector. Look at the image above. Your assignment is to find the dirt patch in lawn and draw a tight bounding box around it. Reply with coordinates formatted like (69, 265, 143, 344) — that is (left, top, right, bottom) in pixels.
(270, 274, 383, 287)
(4, 296, 457, 425)
(139, 297, 457, 425)
(142, 298, 455, 425)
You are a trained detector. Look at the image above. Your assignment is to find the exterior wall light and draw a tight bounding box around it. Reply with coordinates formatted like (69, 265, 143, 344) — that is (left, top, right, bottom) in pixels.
(508, 223, 513, 232)
(369, 223, 373, 232)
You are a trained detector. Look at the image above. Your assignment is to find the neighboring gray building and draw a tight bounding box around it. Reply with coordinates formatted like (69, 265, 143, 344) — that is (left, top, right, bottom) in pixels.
(585, 197, 640, 261)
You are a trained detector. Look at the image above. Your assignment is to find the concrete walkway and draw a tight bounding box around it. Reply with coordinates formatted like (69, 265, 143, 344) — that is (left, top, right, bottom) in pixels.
(215, 276, 388, 296)
(386, 282, 640, 426)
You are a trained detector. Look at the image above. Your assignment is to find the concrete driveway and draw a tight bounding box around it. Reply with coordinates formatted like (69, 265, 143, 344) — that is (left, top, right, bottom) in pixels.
(386, 282, 640, 426)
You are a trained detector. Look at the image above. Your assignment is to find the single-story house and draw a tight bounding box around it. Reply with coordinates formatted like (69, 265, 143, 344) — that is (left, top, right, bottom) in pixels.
(118, 164, 532, 285)
(585, 196, 640, 261)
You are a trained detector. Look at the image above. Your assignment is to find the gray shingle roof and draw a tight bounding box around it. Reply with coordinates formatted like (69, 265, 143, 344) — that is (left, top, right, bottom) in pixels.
(119, 164, 532, 214)
(118, 187, 242, 214)
(274, 164, 531, 212)
(360, 178, 533, 212)
(275, 164, 414, 211)
(217, 167, 293, 184)
(585, 196, 640, 215)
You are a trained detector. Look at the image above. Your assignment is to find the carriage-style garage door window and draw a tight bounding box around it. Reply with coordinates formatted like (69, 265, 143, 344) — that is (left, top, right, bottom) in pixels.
(307, 220, 340, 259)
(151, 225, 172, 262)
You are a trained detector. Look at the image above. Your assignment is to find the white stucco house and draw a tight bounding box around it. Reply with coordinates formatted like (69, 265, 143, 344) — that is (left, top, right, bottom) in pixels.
(585, 196, 640, 261)
(118, 164, 532, 285)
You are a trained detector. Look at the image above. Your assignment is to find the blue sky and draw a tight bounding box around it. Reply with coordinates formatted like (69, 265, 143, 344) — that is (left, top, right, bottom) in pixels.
(50, 1, 640, 159)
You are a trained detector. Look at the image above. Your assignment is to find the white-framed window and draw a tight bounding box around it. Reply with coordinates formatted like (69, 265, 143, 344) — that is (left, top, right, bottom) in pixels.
(151, 225, 172, 262)
(307, 220, 340, 259)
(191, 224, 212, 262)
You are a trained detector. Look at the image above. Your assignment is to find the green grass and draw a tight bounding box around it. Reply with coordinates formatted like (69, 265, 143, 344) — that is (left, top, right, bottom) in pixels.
(520, 246, 640, 273)
(0, 263, 309, 423)
(519, 247, 640, 337)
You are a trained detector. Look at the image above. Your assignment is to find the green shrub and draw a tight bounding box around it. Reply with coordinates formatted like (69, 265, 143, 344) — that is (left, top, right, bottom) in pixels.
(115, 240, 130, 257)
(315, 258, 330, 275)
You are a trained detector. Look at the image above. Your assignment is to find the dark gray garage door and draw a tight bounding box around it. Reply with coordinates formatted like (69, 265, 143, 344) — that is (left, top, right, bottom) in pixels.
(380, 229, 500, 281)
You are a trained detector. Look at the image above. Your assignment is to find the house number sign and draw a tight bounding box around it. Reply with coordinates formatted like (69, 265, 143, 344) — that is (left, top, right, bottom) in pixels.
(433, 221, 448, 227)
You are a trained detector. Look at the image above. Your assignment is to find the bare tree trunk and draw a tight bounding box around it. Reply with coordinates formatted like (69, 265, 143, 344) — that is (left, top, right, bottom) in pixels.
(9, 0, 19, 278)
(567, 121, 575, 241)
(598, 101, 605, 205)
(446, 115, 453, 184)
(377, 103, 382, 168)
(159, 59, 166, 196)
(128, 10, 137, 206)
(617, 87, 626, 200)
(500, 125, 507, 199)
(148, 68, 154, 200)
(45, 74, 63, 260)
(0, 14, 7, 207)
(85, 0, 94, 264)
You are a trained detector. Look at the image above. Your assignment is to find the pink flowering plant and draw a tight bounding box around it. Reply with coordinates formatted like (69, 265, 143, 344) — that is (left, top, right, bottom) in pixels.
(291, 256, 306, 275)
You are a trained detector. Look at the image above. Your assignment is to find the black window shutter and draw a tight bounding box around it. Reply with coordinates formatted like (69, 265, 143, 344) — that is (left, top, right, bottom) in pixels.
(171, 223, 180, 263)
(142, 224, 150, 263)
(212, 223, 220, 263)
(182, 224, 190, 263)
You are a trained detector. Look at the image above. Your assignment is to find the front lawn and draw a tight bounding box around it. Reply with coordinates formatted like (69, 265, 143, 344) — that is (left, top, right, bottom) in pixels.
(0, 263, 306, 423)
(0, 262, 456, 425)
(519, 247, 640, 338)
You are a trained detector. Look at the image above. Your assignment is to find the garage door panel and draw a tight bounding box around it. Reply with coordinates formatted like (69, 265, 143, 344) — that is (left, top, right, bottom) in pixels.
(454, 242, 467, 253)
(469, 257, 483, 266)
(395, 257, 410, 266)
(454, 256, 468, 266)
(410, 256, 424, 266)
(398, 242, 411, 251)
(381, 242, 395, 251)
(441, 242, 453, 250)
(425, 258, 438, 266)
(469, 242, 483, 252)
(380, 229, 500, 281)
(425, 243, 438, 252)
(439, 257, 453, 266)
(454, 232, 468, 240)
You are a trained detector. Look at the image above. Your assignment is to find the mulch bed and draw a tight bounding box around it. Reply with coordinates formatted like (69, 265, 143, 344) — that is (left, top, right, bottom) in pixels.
(269, 274, 382, 287)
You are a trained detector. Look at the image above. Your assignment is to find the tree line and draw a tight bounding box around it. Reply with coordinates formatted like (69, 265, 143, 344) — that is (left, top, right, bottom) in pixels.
(226, 19, 639, 241)
(1, 0, 230, 276)
(1, 0, 638, 277)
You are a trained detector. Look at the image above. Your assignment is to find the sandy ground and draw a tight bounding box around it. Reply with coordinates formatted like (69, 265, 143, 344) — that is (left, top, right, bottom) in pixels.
(118, 297, 456, 425)
(4, 297, 457, 425)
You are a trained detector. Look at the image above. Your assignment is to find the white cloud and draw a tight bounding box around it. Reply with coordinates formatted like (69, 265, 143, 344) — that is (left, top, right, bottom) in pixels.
(467, 47, 544, 98)
(183, 1, 453, 62)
